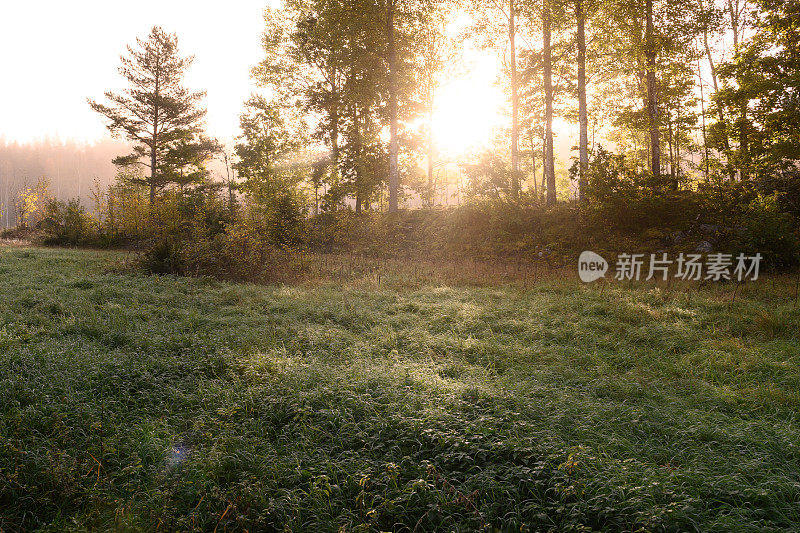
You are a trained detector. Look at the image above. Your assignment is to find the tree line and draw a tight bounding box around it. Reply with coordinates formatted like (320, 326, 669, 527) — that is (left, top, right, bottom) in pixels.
(8, 0, 797, 275)
(86, 1, 799, 213)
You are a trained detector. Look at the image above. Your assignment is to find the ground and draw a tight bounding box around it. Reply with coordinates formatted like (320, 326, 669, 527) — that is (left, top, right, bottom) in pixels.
(0, 246, 799, 532)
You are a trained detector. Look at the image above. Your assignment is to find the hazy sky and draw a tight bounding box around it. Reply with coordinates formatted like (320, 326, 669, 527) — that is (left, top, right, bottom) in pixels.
(0, 0, 272, 144)
(0, 1, 534, 157)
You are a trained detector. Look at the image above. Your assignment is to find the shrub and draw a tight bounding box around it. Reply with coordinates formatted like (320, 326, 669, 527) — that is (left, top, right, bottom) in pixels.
(736, 193, 799, 269)
(303, 200, 588, 263)
(40, 198, 99, 246)
(140, 238, 185, 275)
(580, 147, 701, 233)
(138, 191, 306, 282)
(695, 179, 756, 227)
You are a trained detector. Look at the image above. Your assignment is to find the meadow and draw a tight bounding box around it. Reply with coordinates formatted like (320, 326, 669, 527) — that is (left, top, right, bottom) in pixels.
(1, 246, 799, 531)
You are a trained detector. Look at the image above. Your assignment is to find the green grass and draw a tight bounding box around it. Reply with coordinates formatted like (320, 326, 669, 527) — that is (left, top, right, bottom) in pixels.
(1, 246, 799, 532)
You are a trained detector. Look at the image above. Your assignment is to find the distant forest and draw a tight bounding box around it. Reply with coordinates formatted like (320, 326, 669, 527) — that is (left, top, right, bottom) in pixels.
(0, 140, 124, 227)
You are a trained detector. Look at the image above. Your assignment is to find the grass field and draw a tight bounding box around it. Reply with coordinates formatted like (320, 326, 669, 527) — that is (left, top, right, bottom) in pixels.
(1, 246, 799, 532)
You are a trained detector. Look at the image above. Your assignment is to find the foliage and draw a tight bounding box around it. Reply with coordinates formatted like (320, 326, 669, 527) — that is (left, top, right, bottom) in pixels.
(306, 201, 587, 263)
(40, 198, 98, 246)
(735, 193, 800, 268)
(715, 0, 800, 179)
(253, 0, 431, 214)
(135, 187, 305, 281)
(579, 147, 698, 232)
(694, 178, 757, 228)
(461, 152, 515, 201)
(233, 95, 305, 196)
(88, 26, 216, 201)
(14, 177, 53, 229)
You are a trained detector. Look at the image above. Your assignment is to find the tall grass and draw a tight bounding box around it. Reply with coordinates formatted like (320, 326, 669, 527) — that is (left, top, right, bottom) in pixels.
(1, 246, 798, 531)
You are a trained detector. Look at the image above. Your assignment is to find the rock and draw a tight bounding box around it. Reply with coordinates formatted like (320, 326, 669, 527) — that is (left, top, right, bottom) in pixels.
(698, 223, 720, 235)
(695, 240, 714, 253)
(671, 230, 687, 244)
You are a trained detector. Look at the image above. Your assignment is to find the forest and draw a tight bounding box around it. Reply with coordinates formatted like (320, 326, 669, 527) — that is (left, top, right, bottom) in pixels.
(2, 0, 798, 275)
(1, 0, 800, 531)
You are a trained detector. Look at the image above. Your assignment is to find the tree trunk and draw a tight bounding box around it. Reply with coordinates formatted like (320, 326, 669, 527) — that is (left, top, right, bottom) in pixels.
(696, 58, 710, 179)
(387, 0, 399, 212)
(541, 131, 547, 199)
(330, 70, 341, 196)
(728, 0, 740, 48)
(427, 55, 435, 207)
(544, 0, 556, 205)
(667, 113, 675, 182)
(150, 68, 159, 205)
(331, 109, 340, 183)
(645, 0, 660, 180)
(149, 144, 157, 205)
(738, 111, 749, 180)
(509, 0, 520, 197)
(703, 20, 733, 177)
(576, 0, 588, 202)
(675, 111, 681, 182)
(728, 0, 749, 180)
(529, 129, 537, 197)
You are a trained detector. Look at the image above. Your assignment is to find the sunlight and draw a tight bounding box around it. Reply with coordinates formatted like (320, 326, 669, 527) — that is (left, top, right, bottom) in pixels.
(1, 1, 797, 530)
(432, 53, 506, 158)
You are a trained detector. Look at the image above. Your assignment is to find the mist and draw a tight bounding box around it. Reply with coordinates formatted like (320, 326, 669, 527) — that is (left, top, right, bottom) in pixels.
(0, 138, 127, 228)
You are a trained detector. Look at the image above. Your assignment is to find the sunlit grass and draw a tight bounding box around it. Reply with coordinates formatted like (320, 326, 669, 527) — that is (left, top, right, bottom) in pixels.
(1, 246, 799, 531)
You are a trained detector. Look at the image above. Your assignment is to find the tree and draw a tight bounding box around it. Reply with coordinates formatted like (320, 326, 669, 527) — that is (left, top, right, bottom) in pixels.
(256, 0, 424, 213)
(234, 95, 305, 203)
(89, 26, 210, 204)
(161, 134, 221, 191)
(644, 0, 661, 179)
(595, 0, 704, 185)
(468, 0, 529, 198)
(716, 0, 800, 179)
(543, 0, 557, 205)
(14, 177, 52, 229)
(255, 3, 345, 200)
(518, 48, 545, 198)
(417, 5, 452, 206)
(697, 0, 733, 176)
(509, 0, 521, 198)
(387, 0, 400, 211)
(576, 0, 589, 202)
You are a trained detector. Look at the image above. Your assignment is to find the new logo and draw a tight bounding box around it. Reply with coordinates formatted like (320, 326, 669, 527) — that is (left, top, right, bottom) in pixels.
(578, 251, 608, 282)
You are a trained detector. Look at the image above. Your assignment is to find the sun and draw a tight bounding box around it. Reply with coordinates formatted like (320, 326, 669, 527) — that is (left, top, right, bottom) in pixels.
(432, 53, 506, 158)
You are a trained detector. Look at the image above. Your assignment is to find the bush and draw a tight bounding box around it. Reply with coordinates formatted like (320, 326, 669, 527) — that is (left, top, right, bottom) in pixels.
(138, 191, 306, 282)
(581, 147, 700, 233)
(140, 238, 185, 275)
(735, 193, 800, 269)
(260, 190, 306, 246)
(304, 200, 588, 263)
(40, 198, 99, 246)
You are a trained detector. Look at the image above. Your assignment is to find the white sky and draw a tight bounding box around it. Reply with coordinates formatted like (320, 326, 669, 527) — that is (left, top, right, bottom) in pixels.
(0, 0, 272, 144)
(0, 0, 573, 160)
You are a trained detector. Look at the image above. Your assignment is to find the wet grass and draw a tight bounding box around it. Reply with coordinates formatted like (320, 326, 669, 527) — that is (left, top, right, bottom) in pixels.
(1, 246, 799, 531)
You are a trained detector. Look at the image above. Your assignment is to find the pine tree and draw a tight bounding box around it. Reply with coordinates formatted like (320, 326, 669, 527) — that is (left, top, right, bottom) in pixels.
(88, 26, 210, 204)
